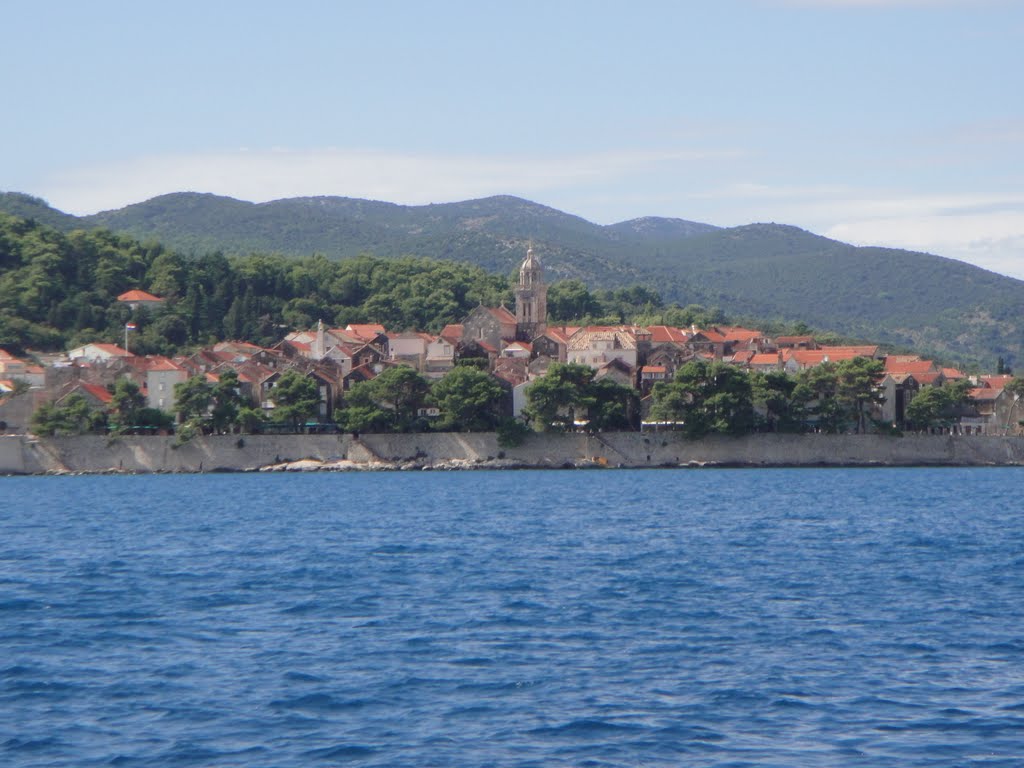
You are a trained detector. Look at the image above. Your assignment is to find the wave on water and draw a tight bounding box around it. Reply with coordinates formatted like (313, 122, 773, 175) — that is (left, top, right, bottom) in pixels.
(2, 469, 1024, 766)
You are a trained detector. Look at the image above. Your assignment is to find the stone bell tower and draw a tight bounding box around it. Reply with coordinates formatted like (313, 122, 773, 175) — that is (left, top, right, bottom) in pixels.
(515, 244, 547, 341)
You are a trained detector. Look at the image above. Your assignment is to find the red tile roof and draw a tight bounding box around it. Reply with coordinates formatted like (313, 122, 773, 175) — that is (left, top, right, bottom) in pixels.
(719, 326, 763, 342)
(884, 358, 938, 374)
(542, 327, 573, 344)
(345, 324, 387, 341)
(981, 375, 1015, 389)
(79, 382, 113, 404)
(439, 324, 464, 342)
(117, 289, 164, 303)
(690, 328, 726, 343)
(970, 387, 1003, 401)
(749, 353, 781, 367)
(647, 325, 689, 344)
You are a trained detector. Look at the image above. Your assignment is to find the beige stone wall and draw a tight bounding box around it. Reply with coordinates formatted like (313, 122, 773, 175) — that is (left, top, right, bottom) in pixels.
(5, 432, 1024, 474)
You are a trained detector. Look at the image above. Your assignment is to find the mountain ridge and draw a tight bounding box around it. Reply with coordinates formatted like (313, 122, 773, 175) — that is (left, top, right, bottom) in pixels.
(1, 190, 1021, 366)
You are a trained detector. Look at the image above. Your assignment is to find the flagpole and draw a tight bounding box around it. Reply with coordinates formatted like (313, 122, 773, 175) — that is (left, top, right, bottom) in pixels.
(125, 323, 128, 353)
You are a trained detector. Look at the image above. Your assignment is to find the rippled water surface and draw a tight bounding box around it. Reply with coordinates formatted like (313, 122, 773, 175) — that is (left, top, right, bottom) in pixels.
(2, 468, 1024, 766)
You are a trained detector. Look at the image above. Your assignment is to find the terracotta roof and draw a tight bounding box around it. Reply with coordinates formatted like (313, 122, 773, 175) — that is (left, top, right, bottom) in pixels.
(884, 358, 938, 374)
(345, 324, 387, 341)
(749, 353, 781, 366)
(647, 325, 689, 344)
(981, 375, 1015, 389)
(117, 289, 163, 303)
(942, 367, 966, 379)
(970, 387, 1003, 401)
(689, 328, 727, 343)
(718, 326, 763, 342)
(641, 365, 666, 374)
(124, 355, 182, 373)
(439, 324, 464, 342)
(542, 327, 572, 344)
(79, 382, 113, 404)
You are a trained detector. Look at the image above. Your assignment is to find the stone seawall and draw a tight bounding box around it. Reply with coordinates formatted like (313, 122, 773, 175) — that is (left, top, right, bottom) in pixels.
(4, 432, 1024, 474)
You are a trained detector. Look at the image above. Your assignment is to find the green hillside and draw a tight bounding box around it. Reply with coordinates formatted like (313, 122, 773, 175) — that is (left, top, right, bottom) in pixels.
(0, 192, 80, 231)
(3, 191, 1022, 367)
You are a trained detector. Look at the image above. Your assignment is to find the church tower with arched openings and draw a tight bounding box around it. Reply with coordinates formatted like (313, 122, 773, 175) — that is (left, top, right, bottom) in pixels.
(515, 244, 547, 341)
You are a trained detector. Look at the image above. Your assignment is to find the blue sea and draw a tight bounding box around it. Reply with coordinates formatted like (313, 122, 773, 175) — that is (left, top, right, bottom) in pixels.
(2, 468, 1023, 767)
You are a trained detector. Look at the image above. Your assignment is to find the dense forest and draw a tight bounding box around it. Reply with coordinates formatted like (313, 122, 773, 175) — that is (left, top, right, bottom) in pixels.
(0, 213, 732, 358)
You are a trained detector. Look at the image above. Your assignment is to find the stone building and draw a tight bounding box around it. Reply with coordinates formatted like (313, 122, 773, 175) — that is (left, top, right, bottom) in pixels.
(515, 245, 548, 341)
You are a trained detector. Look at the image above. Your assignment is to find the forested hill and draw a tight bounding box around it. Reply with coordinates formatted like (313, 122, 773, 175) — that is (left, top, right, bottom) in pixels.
(3, 190, 1024, 367)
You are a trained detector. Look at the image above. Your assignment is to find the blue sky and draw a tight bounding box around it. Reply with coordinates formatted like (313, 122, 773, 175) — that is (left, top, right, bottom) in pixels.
(5, 0, 1023, 277)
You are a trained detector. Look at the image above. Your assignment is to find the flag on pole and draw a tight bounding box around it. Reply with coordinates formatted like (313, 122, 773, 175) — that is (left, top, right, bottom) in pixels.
(125, 323, 136, 330)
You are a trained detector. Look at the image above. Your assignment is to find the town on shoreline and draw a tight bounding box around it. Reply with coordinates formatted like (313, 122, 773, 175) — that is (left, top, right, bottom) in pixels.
(3, 246, 1023, 442)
